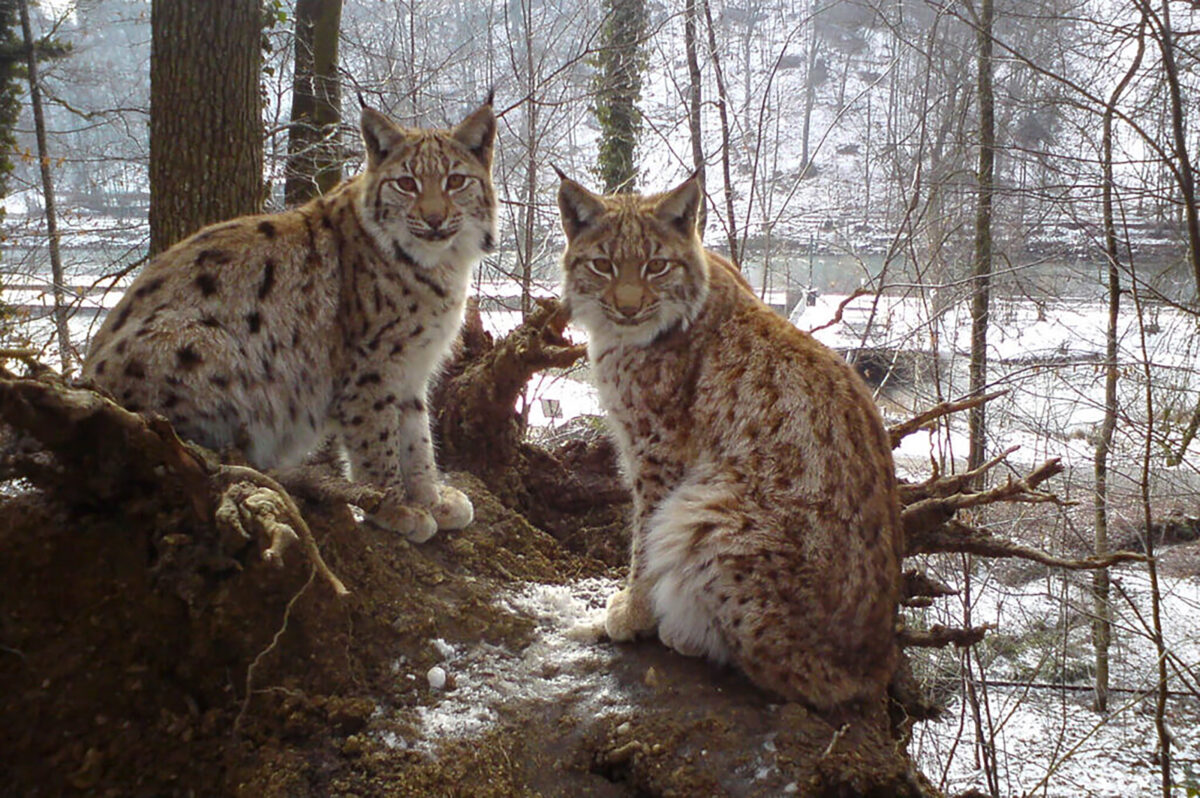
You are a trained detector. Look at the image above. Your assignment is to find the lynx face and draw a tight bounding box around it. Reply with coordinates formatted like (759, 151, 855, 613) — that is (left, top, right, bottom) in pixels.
(558, 176, 710, 348)
(358, 104, 497, 269)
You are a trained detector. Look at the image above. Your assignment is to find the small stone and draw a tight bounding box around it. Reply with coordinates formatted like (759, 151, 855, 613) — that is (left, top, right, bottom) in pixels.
(782, 783, 799, 794)
(427, 665, 447, 690)
(644, 666, 662, 687)
(616, 721, 632, 736)
(342, 735, 366, 758)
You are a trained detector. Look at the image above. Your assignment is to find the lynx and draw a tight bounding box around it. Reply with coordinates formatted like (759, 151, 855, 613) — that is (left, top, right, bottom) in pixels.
(557, 173, 902, 710)
(82, 100, 498, 542)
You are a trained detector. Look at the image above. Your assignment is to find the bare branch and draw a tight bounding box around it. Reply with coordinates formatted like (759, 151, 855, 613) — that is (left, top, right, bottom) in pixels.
(889, 390, 1009, 449)
(912, 520, 1145, 570)
(899, 623, 991, 649)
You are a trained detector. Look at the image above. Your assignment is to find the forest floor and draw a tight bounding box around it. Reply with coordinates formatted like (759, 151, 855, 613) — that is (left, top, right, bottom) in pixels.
(0, 470, 926, 797)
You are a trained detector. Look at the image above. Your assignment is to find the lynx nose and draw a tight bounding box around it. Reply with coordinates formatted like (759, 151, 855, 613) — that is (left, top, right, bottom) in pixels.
(423, 211, 445, 230)
(614, 283, 643, 317)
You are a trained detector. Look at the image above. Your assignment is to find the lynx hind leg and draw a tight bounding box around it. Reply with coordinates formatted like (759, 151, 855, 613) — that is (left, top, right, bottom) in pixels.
(640, 482, 736, 662)
(714, 550, 885, 712)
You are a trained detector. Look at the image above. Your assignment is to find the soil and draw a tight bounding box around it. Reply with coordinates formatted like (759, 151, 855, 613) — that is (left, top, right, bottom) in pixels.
(0, 469, 933, 797)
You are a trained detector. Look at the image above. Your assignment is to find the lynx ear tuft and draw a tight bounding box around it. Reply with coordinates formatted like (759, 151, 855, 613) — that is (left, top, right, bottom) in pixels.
(361, 107, 406, 169)
(453, 102, 497, 168)
(557, 176, 606, 240)
(654, 175, 703, 236)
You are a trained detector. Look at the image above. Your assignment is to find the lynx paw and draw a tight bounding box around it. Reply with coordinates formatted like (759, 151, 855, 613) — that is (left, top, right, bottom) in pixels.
(605, 587, 655, 642)
(368, 488, 438, 543)
(431, 484, 474, 530)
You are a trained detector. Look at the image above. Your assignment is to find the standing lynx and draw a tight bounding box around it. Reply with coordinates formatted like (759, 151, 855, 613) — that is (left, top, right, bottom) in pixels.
(557, 173, 902, 710)
(82, 100, 497, 542)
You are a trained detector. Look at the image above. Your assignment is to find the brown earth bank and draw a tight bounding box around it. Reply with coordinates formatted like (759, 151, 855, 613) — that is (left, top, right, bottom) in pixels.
(0, 466, 935, 798)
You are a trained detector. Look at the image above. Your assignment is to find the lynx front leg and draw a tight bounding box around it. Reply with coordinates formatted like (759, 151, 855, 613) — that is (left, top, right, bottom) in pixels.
(388, 396, 473, 532)
(336, 382, 471, 541)
(605, 507, 658, 641)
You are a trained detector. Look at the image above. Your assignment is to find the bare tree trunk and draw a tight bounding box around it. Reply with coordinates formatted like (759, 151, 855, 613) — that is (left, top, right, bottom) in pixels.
(149, 0, 263, 255)
(701, 0, 739, 268)
(1150, 0, 1200, 464)
(17, 0, 71, 375)
(284, 0, 343, 206)
(1127, 264, 1173, 796)
(800, 0, 822, 175)
(1093, 22, 1145, 715)
(967, 0, 995, 475)
(683, 0, 706, 236)
(519, 0, 537, 318)
(1148, 0, 1200, 298)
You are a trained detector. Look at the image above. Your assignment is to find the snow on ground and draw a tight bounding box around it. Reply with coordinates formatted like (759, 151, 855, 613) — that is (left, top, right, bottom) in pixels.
(918, 686, 1200, 797)
(912, 566, 1200, 797)
(376, 565, 1200, 793)
(383, 577, 626, 753)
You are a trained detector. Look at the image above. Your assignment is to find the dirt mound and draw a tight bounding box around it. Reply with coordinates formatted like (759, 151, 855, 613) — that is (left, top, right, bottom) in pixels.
(0, 364, 951, 796)
(0, 466, 932, 797)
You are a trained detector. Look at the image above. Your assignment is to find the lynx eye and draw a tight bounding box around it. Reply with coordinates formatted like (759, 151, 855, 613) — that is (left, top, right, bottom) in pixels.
(643, 258, 673, 278)
(394, 176, 419, 193)
(586, 258, 614, 278)
(445, 173, 467, 191)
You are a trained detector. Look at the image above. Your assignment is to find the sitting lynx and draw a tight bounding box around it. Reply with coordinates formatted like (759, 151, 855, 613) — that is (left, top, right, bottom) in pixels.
(556, 172, 902, 710)
(82, 100, 497, 542)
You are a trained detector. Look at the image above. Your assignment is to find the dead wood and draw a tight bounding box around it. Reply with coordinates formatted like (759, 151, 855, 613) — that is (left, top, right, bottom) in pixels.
(901, 569, 957, 608)
(428, 298, 629, 554)
(912, 520, 1145, 570)
(432, 297, 586, 491)
(888, 389, 1008, 450)
(899, 624, 991, 649)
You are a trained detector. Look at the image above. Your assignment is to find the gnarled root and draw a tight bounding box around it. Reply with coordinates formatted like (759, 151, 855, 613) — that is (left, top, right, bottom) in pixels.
(0, 368, 348, 596)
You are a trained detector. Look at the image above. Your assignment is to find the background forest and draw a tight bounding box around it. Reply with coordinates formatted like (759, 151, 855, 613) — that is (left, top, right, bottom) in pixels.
(2, 0, 1200, 796)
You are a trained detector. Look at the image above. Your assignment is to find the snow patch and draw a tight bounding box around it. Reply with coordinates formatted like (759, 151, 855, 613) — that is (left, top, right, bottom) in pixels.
(408, 577, 628, 752)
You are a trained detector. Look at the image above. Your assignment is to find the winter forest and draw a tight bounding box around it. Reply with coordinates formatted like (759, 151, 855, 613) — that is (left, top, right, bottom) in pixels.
(1, 0, 1200, 796)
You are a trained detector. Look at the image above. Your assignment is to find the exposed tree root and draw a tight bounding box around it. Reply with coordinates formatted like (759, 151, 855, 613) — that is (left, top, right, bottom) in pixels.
(0, 367, 347, 595)
(901, 569, 957, 608)
(433, 297, 586, 488)
(914, 520, 1145, 570)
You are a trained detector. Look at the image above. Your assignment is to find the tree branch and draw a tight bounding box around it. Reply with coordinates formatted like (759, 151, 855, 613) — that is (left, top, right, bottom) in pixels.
(888, 389, 1008, 449)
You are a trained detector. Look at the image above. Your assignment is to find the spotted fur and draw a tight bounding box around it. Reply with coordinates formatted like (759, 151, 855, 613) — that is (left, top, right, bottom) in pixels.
(83, 101, 498, 542)
(558, 174, 902, 710)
